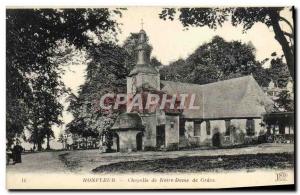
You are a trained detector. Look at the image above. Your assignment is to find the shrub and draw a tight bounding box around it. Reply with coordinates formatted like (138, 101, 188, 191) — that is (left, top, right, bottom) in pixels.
(244, 136, 258, 145)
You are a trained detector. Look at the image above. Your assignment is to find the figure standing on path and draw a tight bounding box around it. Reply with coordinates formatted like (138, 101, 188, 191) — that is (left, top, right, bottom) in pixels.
(12, 142, 23, 164)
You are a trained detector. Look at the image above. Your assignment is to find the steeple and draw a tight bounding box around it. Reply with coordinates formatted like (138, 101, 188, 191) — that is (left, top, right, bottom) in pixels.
(136, 29, 149, 65)
(129, 29, 158, 76)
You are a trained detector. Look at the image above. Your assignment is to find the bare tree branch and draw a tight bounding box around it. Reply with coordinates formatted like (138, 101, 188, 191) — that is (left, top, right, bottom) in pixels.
(283, 31, 293, 38)
(280, 16, 294, 32)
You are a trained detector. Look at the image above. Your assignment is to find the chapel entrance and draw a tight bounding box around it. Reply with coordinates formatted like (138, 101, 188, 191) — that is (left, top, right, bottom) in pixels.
(156, 125, 165, 148)
(112, 132, 120, 152)
(212, 132, 221, 147)
(136, 132, 143, 151)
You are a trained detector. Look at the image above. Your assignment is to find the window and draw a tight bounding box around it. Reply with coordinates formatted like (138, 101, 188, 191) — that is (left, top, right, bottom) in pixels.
(206, 121, 211, 135)
(170, 122, 174, 129)
(179, 119, 185, 136)
(246, 119, 255, 136)
(194, 121, 201, 136)
(225, 120, 231, 136)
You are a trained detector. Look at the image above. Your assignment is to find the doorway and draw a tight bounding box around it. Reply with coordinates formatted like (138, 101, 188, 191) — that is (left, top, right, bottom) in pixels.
(136, 132, 143, 151)
(212, 132, 221, 147)
(112, 133, 120, 152)
(156, 125, 165, 148)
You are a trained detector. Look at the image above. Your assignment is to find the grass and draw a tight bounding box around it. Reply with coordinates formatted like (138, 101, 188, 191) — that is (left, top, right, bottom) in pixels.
(58, 152, 81, 171)
(92, 153, 294, 173)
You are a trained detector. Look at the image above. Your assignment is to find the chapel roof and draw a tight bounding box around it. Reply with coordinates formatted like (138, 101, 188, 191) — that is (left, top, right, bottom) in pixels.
(161, 75, 274, 119)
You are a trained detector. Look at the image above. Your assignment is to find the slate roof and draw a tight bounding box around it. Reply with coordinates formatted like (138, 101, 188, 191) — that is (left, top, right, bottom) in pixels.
(161, 75, 274, 119)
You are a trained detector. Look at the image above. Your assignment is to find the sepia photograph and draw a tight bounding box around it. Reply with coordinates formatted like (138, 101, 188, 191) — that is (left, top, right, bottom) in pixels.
(5, 5, 295, 190)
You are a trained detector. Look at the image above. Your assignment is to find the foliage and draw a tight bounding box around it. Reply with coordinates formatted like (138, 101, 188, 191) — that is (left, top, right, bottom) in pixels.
(267, 56, 291, 88)
(159, 7, 294, 80)
(66, 43, 129, 141)
(160, 36, 269, 86)
(6, 8, 121, 149)
(274, 90, 294, 112)
(66, 31, 163, 147)
(265, 56, 293, 111)
(57, 132, 67, 149)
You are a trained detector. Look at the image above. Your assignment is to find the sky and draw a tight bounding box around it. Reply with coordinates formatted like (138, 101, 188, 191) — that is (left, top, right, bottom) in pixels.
(42, 7, 293, 149)
(117, 7, 291, 65)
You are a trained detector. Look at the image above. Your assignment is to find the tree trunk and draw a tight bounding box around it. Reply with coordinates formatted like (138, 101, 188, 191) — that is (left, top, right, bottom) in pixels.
(269, 9, 294, 81)
(37, 142, 42, 151)
(46, 134, 51, 150)
(85, 137, 88, 149)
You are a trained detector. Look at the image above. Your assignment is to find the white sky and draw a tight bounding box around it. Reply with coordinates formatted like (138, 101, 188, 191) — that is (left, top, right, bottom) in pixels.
(49, 7, 293, 146)
(117, 7, 292, 64)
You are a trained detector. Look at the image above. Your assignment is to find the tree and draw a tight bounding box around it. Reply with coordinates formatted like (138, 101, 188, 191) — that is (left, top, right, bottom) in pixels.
(274, 90, 294, 112)
(150, 57, 163, 69)
(25, 83, 64, 151)
(6, 8, 122, 148)
(26, 113, 43, 151)
(66, 43, 129, 148)
(159, 7, 294, 80)
(57, 133, 67, 150)
(24, 42, 74, 150)
(160, 59, 189, 82)
(160, 36, 269, 86)
(267, 56, 291, 88)
(6, 59, 31, 147)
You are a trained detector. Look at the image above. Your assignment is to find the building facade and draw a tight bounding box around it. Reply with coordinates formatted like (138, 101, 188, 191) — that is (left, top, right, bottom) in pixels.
(111, 29, 274, 152)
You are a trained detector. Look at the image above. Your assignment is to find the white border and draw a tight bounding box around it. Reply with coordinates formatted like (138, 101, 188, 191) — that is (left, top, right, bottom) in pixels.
(1, 0, 299, 194)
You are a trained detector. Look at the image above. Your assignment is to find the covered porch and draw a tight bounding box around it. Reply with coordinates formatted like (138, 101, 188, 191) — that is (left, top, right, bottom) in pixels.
(262, 112, 294, 143)
(111, 113, 145, 152)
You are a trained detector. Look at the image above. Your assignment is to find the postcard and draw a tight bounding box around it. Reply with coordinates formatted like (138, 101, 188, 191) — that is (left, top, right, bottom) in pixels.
(6, 6, 295, 190)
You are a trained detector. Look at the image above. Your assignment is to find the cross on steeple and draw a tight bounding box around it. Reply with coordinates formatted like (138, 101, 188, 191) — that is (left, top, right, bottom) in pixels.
(141, 19, 144, 29)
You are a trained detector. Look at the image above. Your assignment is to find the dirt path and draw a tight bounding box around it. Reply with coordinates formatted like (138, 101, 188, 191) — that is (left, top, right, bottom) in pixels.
(6, 151, 69, 173)
(6, 143, 294, 173)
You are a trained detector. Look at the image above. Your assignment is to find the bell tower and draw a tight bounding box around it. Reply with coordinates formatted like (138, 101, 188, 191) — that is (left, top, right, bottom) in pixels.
(127, 29, 160, 95)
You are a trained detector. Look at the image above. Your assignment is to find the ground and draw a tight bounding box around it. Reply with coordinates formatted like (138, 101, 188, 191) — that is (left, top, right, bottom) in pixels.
(92, 153, 293, 173)
(6, 143, 294, 174)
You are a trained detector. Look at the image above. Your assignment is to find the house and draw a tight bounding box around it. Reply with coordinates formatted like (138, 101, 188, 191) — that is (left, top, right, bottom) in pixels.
(111, 29, 274, 152)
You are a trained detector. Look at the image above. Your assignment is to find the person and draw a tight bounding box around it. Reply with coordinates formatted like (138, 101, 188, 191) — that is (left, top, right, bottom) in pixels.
(6, 144, 13, 165)
(12, 142, 23, 164)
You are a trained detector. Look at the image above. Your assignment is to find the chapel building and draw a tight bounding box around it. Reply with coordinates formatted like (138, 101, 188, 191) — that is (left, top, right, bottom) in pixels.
(111, 29, 274, 152)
